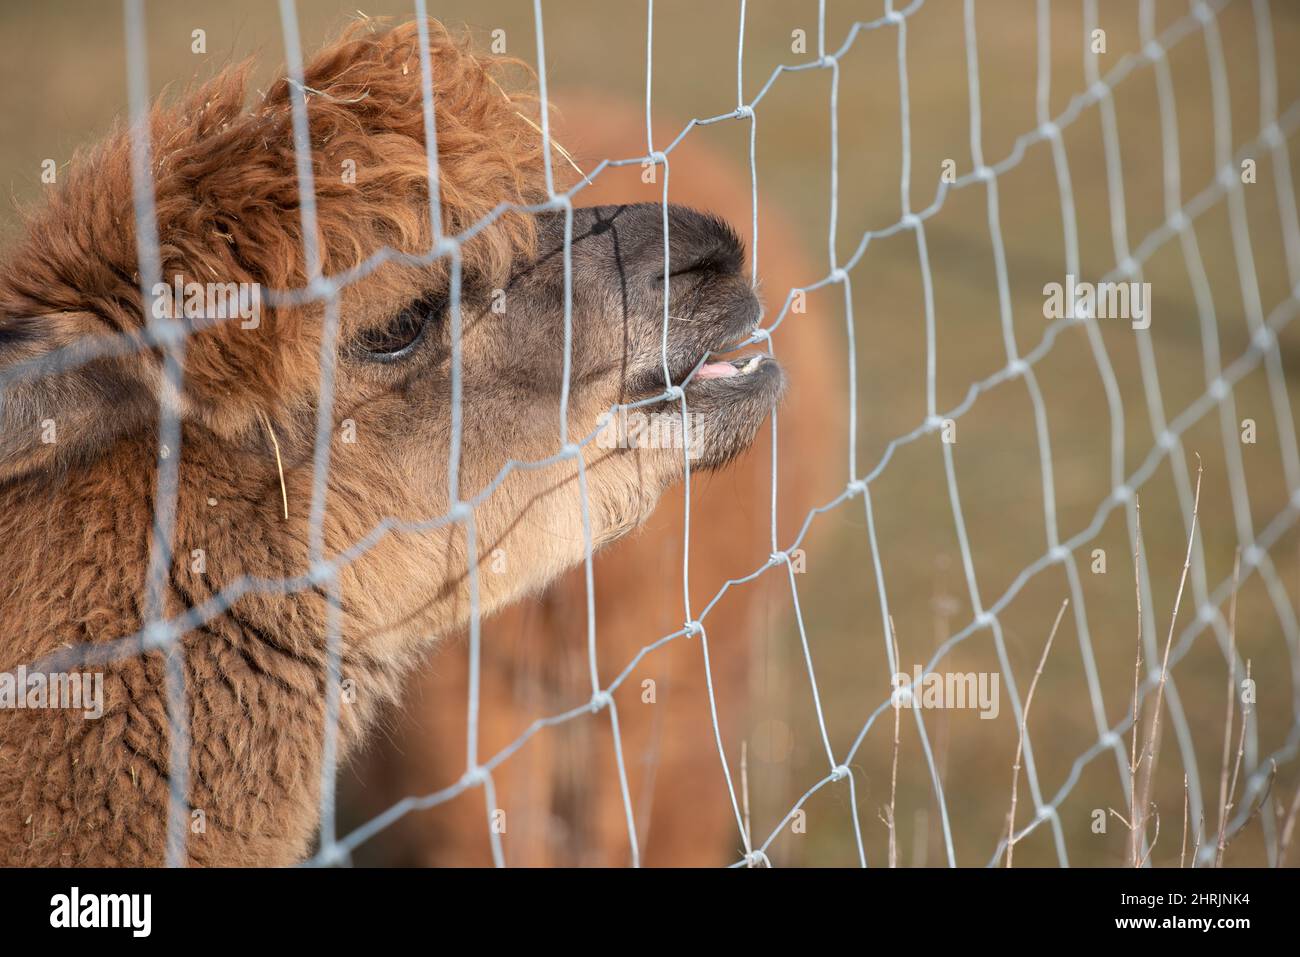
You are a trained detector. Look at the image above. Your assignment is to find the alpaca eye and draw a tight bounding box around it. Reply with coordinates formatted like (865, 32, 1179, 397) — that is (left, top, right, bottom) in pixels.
(355, 295, 446, 362)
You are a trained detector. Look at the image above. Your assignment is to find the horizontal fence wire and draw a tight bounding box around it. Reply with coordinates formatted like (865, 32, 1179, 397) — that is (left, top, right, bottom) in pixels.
(6, 0, 1297, 866)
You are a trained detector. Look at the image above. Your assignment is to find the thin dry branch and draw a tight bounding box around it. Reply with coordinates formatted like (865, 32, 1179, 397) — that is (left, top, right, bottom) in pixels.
(1217, 659, 1252, 866)
(1136, 455, 1203, 865)
(1138, 807, 1161, 868)
(1181, 774, 1189, 868)
(1006, 598, 1068, 868)
(886, 617, 901, 869)
(1129, 494, 1145, 867)
(1215, 549, 1242, 865)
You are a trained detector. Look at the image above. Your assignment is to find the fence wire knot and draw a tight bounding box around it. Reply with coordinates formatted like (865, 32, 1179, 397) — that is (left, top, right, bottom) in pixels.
(142, 621, 171, 651)
(308, 561, 334, 586)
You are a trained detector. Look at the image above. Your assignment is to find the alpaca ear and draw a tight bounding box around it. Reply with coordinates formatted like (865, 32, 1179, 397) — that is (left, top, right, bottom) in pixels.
(0, 313, 157, 484)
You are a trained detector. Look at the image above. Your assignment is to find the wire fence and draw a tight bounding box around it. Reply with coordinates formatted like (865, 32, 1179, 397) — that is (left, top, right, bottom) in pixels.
(7, 0, 1300, 867)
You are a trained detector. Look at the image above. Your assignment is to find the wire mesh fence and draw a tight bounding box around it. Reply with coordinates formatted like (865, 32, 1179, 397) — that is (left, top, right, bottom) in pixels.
(4, 0, 1300, 867)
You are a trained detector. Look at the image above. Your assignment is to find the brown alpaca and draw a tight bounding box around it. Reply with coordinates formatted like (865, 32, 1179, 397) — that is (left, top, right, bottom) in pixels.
(345, 93, 846, 866)
(0, 20, 784, 866)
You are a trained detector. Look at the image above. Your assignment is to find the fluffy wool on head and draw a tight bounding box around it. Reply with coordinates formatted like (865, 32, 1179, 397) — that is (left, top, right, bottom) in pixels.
(0, 18, 554, 457)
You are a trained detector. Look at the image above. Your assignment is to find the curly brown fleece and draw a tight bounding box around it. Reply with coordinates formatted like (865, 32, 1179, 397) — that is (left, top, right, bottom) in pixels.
(0, 19, 555, 866)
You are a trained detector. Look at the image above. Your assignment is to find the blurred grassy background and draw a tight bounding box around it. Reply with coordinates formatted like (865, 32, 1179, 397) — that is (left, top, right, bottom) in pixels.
(3, 0, 1299, 867)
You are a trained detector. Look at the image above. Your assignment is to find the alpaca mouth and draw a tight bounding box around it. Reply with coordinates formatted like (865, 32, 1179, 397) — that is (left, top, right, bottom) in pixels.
(692, 352, 771, 382)
(625, 288, 775, 400)
(620, 332, 785, 470)
(624, 344, 782, 401)
(685, 349, 784, 406)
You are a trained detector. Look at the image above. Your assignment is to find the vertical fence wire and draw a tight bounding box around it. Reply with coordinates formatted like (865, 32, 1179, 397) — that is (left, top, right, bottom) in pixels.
(124, 0, 193, 870)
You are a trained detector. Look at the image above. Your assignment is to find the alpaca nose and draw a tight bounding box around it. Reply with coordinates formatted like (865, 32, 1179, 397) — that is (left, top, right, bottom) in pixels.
(654, 206, 746, 283)
(554, 203, 747, 287)
(541, 203, 755, 345)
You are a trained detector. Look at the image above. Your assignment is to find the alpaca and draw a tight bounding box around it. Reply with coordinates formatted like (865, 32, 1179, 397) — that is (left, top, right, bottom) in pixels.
(345, 92, 846, 866)
(0, 19, 784, 866)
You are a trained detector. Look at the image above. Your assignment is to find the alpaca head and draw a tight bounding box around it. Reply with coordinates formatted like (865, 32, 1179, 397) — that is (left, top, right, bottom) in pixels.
(0, 19, 783, 665)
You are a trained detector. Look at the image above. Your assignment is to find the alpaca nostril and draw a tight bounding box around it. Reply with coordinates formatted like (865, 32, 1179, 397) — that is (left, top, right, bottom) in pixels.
(656, 244, 745, 284)
(665, 252, 729, 281)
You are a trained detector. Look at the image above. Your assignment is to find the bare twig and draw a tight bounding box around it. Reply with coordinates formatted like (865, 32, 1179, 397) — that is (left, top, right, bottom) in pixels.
(1138, 807, 1161, 868)
(1136, 455, 1203, 865)
(1007, 598, 1068, 867)
(886, 617, 901, 869)
(1218, 759, 1279, 869)
(1215, 549, 1242, 864)
(1181, 774, 1189, 868)
(1217, 659, 1252, 866)
(1129, 494, 1145, 867)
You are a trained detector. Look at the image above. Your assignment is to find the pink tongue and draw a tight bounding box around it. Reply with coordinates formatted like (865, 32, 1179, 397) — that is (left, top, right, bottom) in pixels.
(696, 361, 739, 380)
